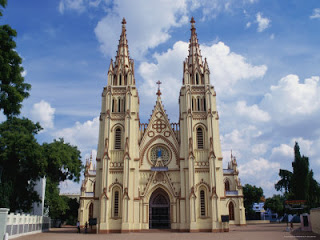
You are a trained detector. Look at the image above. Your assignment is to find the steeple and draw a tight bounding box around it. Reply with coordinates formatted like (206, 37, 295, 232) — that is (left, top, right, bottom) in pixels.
(182, 17, 209, 85)
(187, 17, 204, 75)
(115, 18, 130, 69)
(108, 18, 135, 86)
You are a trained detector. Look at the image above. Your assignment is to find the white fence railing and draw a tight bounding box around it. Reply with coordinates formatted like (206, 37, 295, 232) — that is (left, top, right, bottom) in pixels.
(5, 213, 50, 239)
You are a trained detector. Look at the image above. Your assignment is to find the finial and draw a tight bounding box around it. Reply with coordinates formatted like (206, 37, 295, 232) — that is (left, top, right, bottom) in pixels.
(190, 17, 195, 29)
(122, 17, 126, 25)
(156, 80, 162, 96)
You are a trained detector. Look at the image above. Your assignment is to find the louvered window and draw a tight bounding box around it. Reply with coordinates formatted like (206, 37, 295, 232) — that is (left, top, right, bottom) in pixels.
(114, 191, 119, 217)
(200, 190, 205, 216)
(115, 128, 121, 149)
(197, 127, 204, 149)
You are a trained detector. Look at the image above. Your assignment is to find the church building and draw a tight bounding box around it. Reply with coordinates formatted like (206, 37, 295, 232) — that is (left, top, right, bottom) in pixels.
(78, 17, 246, 233)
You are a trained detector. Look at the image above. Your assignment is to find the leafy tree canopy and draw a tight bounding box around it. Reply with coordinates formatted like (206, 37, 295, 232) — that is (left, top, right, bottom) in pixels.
(264, 194, 285, 217)
(243, 184, 264, 211)
(42, 138, 82, 218)
(0, 0, 31, 118)
(42, 138, 82, 183)
(275, 142, 320, 210)
(0, 117, 45, 211)
(0, 0, 7, 16)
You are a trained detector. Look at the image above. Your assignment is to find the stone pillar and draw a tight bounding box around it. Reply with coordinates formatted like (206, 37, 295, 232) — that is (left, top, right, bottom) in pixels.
(0, 208, 9, 239)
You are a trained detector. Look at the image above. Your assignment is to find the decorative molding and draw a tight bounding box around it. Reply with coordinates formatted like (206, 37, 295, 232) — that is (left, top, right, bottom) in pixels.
(108, 178, 123, 192)
(195, 179, 211, 192)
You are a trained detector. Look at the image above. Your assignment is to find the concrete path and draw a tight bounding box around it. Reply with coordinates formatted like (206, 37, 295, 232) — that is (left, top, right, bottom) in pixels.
(13, 223, 320, 240)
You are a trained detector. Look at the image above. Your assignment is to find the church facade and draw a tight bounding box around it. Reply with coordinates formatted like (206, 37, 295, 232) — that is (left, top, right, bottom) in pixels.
(78, 17, 246, 233)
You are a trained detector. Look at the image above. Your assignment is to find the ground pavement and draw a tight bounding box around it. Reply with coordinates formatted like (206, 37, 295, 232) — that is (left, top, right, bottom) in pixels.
(14, 223, 320, 240)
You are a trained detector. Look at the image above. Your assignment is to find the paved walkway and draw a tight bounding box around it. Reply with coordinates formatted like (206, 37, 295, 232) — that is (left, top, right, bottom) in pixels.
(14, 223, 320, 240)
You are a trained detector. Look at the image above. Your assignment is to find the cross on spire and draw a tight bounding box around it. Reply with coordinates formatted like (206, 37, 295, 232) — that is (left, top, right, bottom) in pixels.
(156, 80, 162, 96)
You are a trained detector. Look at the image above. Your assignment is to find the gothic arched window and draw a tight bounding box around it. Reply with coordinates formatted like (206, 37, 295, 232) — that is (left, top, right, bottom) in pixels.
(192, 97, 194, 111)
(197, 98, 200, 111)
(203, 98, 206, 111)
(113, 75, 117, 85)
(112, 99, 115, 112)
(200, 189, 206, 217)
(229, 202, 235, 220)
(112, 188, 121, 218)
(197, 127, 204, 149)
(119, 74, 122, 86)
(196, 73, 199, 85)
(115, 128, 122, 149)
(225, 179, 230, 191)
(118, 98, 121, 112)
(89, 202, 94, 219)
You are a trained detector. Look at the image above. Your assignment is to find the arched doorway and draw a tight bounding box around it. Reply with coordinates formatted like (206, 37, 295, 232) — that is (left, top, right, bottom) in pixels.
(149, 188, 170, 229)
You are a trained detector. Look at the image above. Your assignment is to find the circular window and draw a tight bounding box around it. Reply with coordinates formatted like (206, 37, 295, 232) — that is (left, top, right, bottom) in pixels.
(149, 145, 170, 166)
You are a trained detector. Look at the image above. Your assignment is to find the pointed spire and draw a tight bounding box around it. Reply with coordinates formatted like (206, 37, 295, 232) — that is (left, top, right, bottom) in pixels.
(109, 18, 135, 86)
(187, 17, 204, 74)
(115, 17, 130, 71)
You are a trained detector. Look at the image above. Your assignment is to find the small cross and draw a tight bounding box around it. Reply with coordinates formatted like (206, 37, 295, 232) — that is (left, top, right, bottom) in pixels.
(156, 80, 162, 90)
(156, 80, 162, 96)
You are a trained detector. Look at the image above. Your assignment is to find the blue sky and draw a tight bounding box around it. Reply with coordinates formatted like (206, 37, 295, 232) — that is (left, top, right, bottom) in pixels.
(2, 0, 320, 197)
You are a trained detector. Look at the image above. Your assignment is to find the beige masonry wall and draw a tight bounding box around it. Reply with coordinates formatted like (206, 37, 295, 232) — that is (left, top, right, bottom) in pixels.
(310, 208, 320, 234)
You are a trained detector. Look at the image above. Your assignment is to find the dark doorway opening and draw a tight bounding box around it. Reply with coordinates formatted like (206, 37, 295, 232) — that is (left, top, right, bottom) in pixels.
(149, 188, 170, 229)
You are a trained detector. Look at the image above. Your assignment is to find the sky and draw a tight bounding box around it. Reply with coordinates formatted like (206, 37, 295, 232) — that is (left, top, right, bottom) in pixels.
(1, 0, 320, 197)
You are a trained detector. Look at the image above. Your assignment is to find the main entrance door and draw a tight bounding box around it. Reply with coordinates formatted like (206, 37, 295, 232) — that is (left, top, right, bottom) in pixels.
(149, 188, 170, 229)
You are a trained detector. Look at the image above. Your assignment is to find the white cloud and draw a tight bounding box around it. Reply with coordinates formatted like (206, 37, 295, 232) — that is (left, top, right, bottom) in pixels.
(58, 0, 86, 14)
(94, 0, 188, 58)
(138, 40, 267, 112)
(138, 41, 187, 116)
(261, 75, 320, 121)
(246, 21, 251, 28)
(235, 100, 270, 122)
(310, 8, 320, 19)
(239, 158, 280, 176)
(54, 117, 99, 154)
(256, 12, 271, 32)
(271, 144, 293, 158)
(30, 100, 55, 130)
(251, 143, 268, 155)
(190, 0, 257, 20)
(203, 41, 267, 94)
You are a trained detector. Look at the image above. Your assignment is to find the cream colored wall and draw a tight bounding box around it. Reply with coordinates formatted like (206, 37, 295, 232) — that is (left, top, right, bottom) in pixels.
(311, 208, 320, 234)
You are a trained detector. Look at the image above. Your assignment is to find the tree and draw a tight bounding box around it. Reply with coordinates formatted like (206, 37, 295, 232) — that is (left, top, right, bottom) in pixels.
(243, 184, 264, 219)
(275, 169, 292, 194)
(291, 143, 310, 200)
(0, 117, 45, 211)
(0, 0, 7, 16)
(275, 142, 320, 209)
(264, 194, 285, 217)
(42, 139, 82, 218)
(0, 1, 31, 118)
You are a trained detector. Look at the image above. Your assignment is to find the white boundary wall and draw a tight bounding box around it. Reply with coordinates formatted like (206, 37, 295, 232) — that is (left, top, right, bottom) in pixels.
(5, 213, 50, 239)
(310, 208, 320, 234)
